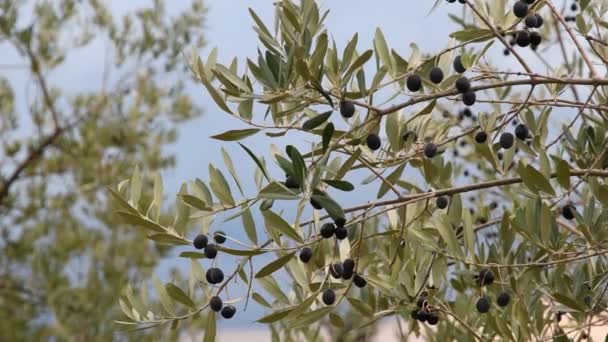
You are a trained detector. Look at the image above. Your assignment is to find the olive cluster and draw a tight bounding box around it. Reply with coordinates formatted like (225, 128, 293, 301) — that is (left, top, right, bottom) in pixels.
(191, 231, 237, 319)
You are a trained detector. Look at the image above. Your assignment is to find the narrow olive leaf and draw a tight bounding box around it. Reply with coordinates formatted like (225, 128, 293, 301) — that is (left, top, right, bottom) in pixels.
(288, 306, 334, 329)
(322, 179, 354, 191)
(179, 251, 207, 259)
(555, 158, 571, 189)
(262, 210, 304, 243)
(116, 211, 166, 233)
(285, 294, 317, 321)
(335, 148, 361, 180)
(311, 83, 334, 107)
(180, 194, 211, 211)
(252, 293, 272, 308)
(107, 187, 140, 215)
(449, 29, 493, 41)
(209, 165, 236, 206)
(434, 214, 465, 259)
(377, 164, 406, 198)
(311, 32, 328, 70)
(197, 57, 232, 114)
(221, 148, 244, 196)
(214, 64, 250, 92)
(239, 143, 270, 182)
(242, 207, 258, 244)
(552, 293, 585, 312)
(147, 233, 190, 246)
(129, 165, 141, 208)
(255, 252, 296, 278)
(329, 313, 345, 328)
(374, 28, 390, 70)
(302, 110, 333, 131)
(257, 308, 294, 323)
(218, 246, 266, 256)
(275, 154, 295, 176)
(118, 299, 135, 320)
(286, 145, 307, 189)
(203, 312, 216, 342)
(211, 128, 260, 141)
(588, 178, 608, 207)
(345, 49, 373, 77)
(525, 165, 556, 196)
(448, 193, 463, 226)
(341, 32, 359, 72)
(322, 122, 334, 153)
(165, 283, 196, 309)
(462, 207, 476, 258)
(311, 194, 345, 222)
(153, 275, 175, 315)
(194, 179, 213, 204)
(347, 297, 373, 317)
(259, 182, 299, 200)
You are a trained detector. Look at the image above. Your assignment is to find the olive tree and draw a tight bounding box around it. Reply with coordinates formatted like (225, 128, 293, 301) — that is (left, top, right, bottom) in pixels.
(112, 0, 608, 340)
(0, 1, 205, 340)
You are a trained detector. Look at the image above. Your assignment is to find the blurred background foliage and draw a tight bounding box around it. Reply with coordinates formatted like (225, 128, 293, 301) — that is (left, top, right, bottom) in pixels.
(0, 0, 205, 340)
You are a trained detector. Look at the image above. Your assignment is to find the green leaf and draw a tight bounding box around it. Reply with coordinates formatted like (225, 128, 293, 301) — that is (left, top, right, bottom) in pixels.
(147, 233, 189, 246)
(340, 33, 359, 72)
(218, 246, 266, 256)
(221, 148, 244, 195)
(322, 179, 354, 191)
(209, 165, 236, 206)
(434, 214, 464, 259)
(288, 306, 333, 328)
(197, 57, 232, 114)
(525, 164, 556, 196)
(165, 283, 196, 309)
(329, 313, 345, 328)
(287, 145, 307, 190)
(449, 29, 493, 41)
(179, 251, 207, 259)
(335, 149, 361, 180)
(129, 165, 141, 208)
(242, 207, 258, 244)
(180, 194, 211, 211)
(116, 211, 166, 233)
(344, 49, 373, 77)
(211, 128, 260, 141)
(377, 164, 406, 198)
(262, 210, 304, 243)
(374, 28, 390, 70)
(302, 110, 333, 131)
(347, 297, 373, 317)
(588, 178, 608, 207)
(256, 309, 293, 323)
(555, 158, 571, 189)
(552, 292, 585, 312)
(322, 122, 334, 153)
(448, 193, 463, 226)
(107, 187, 139, 215)
(214, 64, 250, 92)
(259, 181, 299, 200)
(239, 143, 270, 182)
(255, 252, 296, 278)
(153, 275, 175, 315)
(204, 312, 216, 342)
(311, 195, 345, 222)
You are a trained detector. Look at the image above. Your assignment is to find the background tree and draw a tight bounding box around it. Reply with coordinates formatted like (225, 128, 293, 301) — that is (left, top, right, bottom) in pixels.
(118, 0, 608, 340)
(0, 1, 205, 340)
